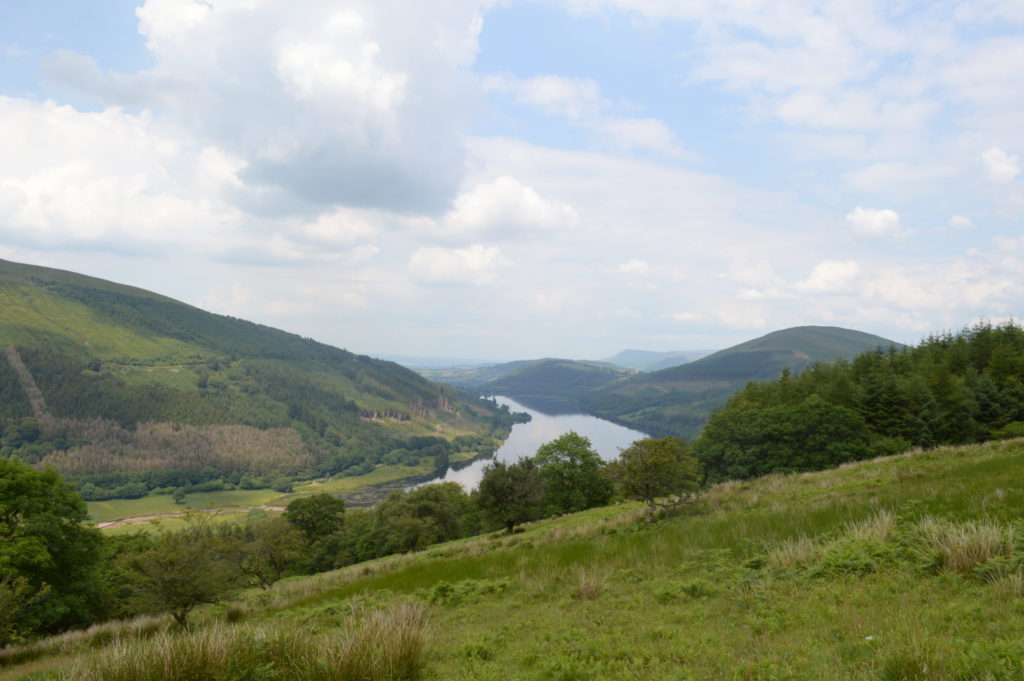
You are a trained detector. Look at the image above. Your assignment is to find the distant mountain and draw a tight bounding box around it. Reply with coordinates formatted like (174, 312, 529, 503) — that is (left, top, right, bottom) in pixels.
(480, 358, 633, 398)
(419, 360, 537, 388)
(375, 354, 500, 369)
(601, 349, 711, 372)
(0, 258, 502, 484)
(422, 357, 633, 400)
(581, 326, 901, 439)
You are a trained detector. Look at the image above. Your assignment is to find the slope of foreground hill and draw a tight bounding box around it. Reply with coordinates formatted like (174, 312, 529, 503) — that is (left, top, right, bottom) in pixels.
(583, 325, 900, 438)
(4, 438, 1023, 680)
(0, 258, 506, 493)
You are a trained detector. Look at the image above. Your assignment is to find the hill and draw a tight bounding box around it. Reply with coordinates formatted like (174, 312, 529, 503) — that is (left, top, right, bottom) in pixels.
(582, 325, 900, 438)
(0, 258, 507, 497)
(600, 348, 709, 371)
(478, 358, 634, 398)
(422, 357, 634, 400)
(5, 437, 1023, 680)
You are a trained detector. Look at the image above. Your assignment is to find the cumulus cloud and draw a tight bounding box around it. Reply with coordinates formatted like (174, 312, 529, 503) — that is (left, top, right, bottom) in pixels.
(797, 260, 861, 293)
(42, 0, 487, 214)
(408, 244, 507, 285)
(846, 206, 908, 238)
(982, 147, 1021, 183)
(0, 97, 243, 252)
(435, 176, 579, 240)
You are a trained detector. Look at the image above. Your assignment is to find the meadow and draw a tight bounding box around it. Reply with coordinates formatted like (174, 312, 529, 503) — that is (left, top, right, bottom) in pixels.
(5, 438, 1024, 680)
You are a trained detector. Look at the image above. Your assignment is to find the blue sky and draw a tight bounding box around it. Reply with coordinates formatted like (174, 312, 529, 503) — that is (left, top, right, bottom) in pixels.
(1, 0, 1022, 360)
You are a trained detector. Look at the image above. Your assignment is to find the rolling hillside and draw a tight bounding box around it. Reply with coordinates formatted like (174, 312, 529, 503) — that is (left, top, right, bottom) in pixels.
(582, 326, 900, 438)
(0, 258, 505, 491)
(6, 437, 1023, 680)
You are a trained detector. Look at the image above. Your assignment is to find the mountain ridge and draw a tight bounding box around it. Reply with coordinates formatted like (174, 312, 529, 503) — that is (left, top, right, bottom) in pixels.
(0, 258, 505, 492)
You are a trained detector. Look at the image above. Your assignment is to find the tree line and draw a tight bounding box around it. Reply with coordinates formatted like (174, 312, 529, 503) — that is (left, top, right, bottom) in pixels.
(691, 321, 1024, 482)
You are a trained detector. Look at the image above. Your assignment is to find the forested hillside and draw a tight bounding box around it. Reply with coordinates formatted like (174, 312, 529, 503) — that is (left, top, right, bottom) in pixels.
(692, 321, 1024, 481)
(0, 259, 508, 499)
(582, 326, 900, 438)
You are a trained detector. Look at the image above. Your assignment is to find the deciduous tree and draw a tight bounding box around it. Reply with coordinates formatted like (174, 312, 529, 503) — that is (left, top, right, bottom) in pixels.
(476, 459, 545, 534)
(0, 458, 103, 642)
(533, 431, 611, 516)
(605, 437, 701, 522)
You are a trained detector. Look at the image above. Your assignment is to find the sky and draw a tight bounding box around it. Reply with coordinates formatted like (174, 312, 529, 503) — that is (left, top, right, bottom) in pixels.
(1, 0, 1023, 362)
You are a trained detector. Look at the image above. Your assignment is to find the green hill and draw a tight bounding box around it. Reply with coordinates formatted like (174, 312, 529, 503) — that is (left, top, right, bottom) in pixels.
(0, 258, 505, 495)
(582, 326, 900, 438)
(6, 438, 1024, 680)
(476, 358, 634, 399)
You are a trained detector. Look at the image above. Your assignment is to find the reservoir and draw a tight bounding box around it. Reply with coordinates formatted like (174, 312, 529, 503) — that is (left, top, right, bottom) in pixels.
(432, 395, 649, 491)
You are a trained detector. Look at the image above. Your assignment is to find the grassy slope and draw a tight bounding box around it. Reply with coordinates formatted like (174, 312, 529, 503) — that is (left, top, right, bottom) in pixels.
(8, 439, 1024, 680)
(0, 259, 498, 500)
(584, 326, 901, 438)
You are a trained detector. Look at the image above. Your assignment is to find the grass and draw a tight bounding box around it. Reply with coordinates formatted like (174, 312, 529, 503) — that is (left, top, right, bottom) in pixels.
(88, 488, 288, 525)
(57, 603, 427, 681)
(7, 439, 1024, 680)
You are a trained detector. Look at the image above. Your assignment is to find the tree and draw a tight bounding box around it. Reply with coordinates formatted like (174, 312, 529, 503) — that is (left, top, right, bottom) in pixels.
(374, 482, 474, 554)
(605, 437, 701, 523)
(695, 396, 871, 482)
(126, 516, 238, 627)
(225, 514, 305, 589)
(0, 458, 104, 643)
(476, 459, 545, 534)
(533, 431, 611, 516)
(283, 493, 346, 543)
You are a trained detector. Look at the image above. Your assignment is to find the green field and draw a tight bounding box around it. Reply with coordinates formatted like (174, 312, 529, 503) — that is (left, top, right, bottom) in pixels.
(87, 488, 289, 525)
(11, 438, 1024, 680)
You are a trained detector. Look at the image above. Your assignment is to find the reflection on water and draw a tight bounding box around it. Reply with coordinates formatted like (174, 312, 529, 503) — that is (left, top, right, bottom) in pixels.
(429, 396, 649, 491)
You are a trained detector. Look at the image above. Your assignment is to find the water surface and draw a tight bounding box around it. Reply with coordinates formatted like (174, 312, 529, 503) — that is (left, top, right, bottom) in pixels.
(431, 396, 649, 491)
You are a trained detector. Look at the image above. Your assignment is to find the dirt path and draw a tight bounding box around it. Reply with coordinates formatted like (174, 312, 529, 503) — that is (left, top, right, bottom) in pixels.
(95, 505, 287, 529)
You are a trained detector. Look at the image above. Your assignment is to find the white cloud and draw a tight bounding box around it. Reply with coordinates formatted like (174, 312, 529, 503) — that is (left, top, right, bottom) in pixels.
(299, 208, 378, 245)
(0, 97, 243, 252)
(408, 244, 507, 285)
(596, 117, 685, 156)
(949, 214, 974, 230)
(617, 258, 650, 274)
(436, 176, 578, 240)
(846, 206, 907, 238)
(982, 147, 1021, 183)
(797, 260, 861, 293)
(43, 0, 488, 214)
(483, 73, 684, 157)
(483, 74, 601, 121)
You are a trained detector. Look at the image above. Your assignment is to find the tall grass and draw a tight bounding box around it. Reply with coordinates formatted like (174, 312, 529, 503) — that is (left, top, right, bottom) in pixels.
(914, 517, 1016, 574)
(59, 603, 428, 681)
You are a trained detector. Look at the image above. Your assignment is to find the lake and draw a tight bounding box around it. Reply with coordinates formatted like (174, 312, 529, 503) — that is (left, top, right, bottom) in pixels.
(428, 395, 649, 491)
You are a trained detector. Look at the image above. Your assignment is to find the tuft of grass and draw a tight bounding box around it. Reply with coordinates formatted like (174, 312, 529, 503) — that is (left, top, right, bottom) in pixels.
(571, 567, 607, 601)
(844, 509, 896, 543)
(765, 535, 819, 570)
(57, 603, 428, 681)
(914, 517, 1016, 575)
